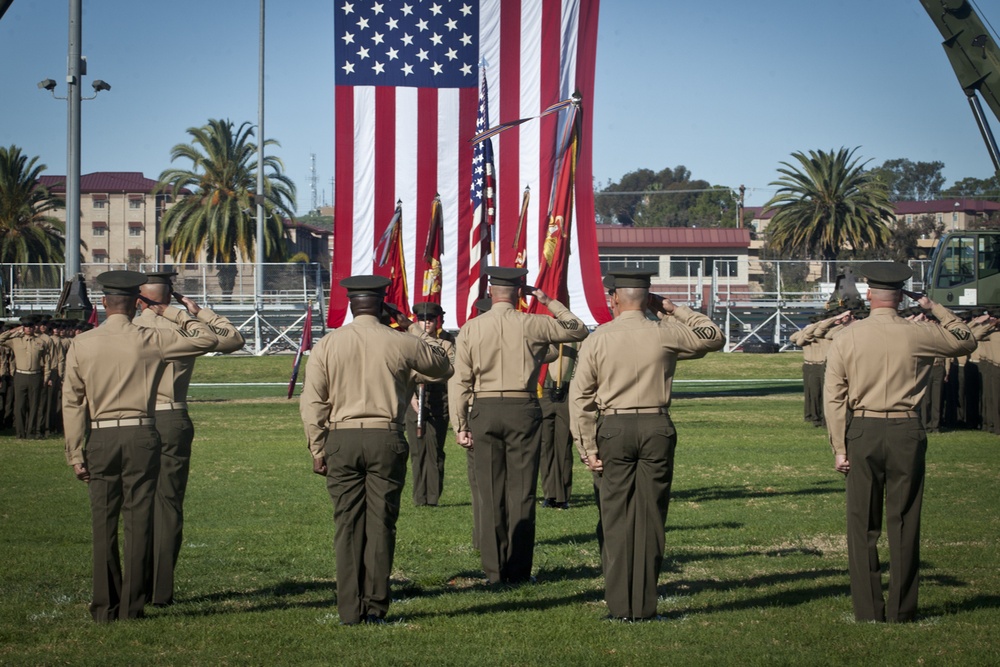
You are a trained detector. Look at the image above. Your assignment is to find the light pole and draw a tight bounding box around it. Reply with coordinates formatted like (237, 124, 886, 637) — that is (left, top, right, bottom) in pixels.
(38, 0, 110, 280)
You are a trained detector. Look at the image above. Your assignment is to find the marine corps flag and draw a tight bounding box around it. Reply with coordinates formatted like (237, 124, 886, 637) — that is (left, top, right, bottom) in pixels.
(528, 101, 580, 317)
(422, 195, 444, 305)
(375, 201, 413, 320)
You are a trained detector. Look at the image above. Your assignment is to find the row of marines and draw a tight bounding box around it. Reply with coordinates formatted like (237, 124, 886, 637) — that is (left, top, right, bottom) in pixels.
(0, 315, 92, 439)
(793, 303, 1000, 434)
(58, 262, 974, 626)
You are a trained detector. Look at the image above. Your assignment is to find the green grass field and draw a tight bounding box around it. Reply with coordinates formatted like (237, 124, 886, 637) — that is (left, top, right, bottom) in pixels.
(1, 352, 998, 666)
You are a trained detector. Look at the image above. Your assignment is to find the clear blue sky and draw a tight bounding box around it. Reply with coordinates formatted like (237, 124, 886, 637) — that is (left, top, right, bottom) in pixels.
(1, 0, 998, 214)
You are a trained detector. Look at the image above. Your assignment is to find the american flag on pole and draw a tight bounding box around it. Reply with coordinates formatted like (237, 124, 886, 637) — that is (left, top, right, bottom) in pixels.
(467, 70, 495, 318)
(328, 0, 609, 329)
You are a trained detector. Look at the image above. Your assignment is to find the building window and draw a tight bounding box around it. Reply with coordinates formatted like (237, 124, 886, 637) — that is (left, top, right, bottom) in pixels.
(92, 251, 108, 264)
(128, 223, 143, 237)
(129, 199, 143, 209)
(92, 225, 106, 237)
(668, 256, 738, 278)
(93, 199, 105, 209)
(669, 259, 702, 278)
(953, 212, 959, 223)
(937, 214, 943, 223)
(598, 255, 659, 273)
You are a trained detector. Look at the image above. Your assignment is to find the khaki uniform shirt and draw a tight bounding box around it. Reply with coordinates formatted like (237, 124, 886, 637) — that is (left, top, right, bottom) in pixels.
(0, 330, 49, 373)
(0, 345, 12, 376)
(62, 307, 219, 465)
(824, 303, 977, 456)
(569, 306, 725, 459)
(299, 315, 453, 459)
(790, 318, 839, 364)
(135, 306, 245, 404)
(452, 300, 588, 432)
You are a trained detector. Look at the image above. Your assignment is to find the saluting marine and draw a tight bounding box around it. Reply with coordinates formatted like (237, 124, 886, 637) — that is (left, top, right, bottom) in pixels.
(135, 271, 245, 607)
(63, 271, 218, 623)
(570, 268, 724, 621)
(824, 262, 977, 623)
(300, 275, 452, 625)
(453, 267, 588, 585)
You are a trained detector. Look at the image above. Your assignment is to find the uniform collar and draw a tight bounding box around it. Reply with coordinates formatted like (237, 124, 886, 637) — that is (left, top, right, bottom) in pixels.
(870, 307, 900, 318)
(352, 314, 382, 326)
(617, 310, 648, 321)
(104, 313, 134, 327)
(491, 301, 515, 311)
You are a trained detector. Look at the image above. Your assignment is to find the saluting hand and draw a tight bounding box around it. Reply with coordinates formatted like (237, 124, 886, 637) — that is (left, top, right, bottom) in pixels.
(834, 454, 850, 476)
(531, 289, 551, 306)
(178, 295, 201, 316)
(73, 463, 90, 483)
(916, 295, 935, 311)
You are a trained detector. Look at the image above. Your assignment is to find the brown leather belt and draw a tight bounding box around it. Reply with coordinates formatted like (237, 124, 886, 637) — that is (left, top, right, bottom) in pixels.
(475, 391, 534, 398)
(156, 402, 188, 411)
(606, 407, 669, 415)
(854, 410, 918, 419)
(331, 421, 403, 431)
(90, 417, 155, 429)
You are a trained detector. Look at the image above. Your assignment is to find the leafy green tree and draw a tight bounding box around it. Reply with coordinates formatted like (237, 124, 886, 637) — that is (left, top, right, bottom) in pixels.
(867, 158, 945, 201)
(854, 214, 942, 262)
(595, 165, 736, 227)
(157, 119, 296, 264)
(942, 175, 1000, 202)
(0, 145, 65, 265)
(763, 147, 894, 260)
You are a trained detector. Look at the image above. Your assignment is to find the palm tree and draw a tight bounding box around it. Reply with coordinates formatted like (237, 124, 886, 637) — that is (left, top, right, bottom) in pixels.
(157, 119, 296, 265)
(763, 147, 894, 260)
(0, 145, 65, 265)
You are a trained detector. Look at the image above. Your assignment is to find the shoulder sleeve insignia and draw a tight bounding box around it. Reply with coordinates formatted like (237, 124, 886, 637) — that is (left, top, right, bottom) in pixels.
(692, 326, 720, 340)
(558, 320, 579, 330)
(950, 328, 971, 341)
(177, 328, 194, 338)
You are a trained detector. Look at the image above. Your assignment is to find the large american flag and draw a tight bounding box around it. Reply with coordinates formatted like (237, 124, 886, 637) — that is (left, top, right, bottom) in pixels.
(328, 0, 608, 329)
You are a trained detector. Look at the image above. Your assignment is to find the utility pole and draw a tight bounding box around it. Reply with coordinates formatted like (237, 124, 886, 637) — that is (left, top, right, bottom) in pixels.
(737, 184, 745, 229)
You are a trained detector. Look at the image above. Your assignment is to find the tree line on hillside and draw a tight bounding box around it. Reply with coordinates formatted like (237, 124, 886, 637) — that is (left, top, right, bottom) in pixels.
(596, 150, 1000, 262)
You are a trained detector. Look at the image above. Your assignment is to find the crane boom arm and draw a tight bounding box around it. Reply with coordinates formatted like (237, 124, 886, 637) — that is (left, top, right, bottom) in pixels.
(921, 0, 1000, 175)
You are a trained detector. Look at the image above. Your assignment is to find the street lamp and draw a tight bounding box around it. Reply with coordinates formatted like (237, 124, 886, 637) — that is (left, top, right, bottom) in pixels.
(36, 0, 110, 280)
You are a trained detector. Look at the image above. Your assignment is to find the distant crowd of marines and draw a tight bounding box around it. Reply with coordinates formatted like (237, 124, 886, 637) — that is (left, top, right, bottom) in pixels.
(791, 298, 1000, 434)
(0, 315, 93, 440)
(1, 260, 983, 626)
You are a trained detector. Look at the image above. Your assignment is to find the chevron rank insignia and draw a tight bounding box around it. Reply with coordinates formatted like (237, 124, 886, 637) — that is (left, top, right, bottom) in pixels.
(951, 329, 971, 341)
(692, 327, 718, 340)
(558, 320, 579, 330)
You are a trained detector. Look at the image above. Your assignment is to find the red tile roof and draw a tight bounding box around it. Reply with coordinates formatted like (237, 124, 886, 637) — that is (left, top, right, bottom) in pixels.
(893, 199, 1000, 215)
(38, 172, 188, 194)
(596, 225, 751, 249)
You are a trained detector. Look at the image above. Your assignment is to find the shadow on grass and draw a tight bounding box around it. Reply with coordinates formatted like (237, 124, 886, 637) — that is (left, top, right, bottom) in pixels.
(174, 579, 338, 617)
(673, 479, 839, 503)
(674, 384, 803, 399)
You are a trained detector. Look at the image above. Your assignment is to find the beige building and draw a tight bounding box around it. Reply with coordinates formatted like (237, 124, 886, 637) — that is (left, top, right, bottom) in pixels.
(40, 172, 174, 268)
(39, 172, 332, 270)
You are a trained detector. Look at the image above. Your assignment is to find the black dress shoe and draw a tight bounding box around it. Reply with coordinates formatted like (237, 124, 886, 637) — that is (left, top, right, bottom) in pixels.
(364, 614, 386, 625)
(541, 498, 555, 508)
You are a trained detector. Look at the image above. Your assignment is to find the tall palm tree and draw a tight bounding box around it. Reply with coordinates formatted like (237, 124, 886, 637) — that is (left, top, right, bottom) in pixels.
(157, 118, 296, 264)
(0, 145, 65, 265)
(763, 147, 893, 260)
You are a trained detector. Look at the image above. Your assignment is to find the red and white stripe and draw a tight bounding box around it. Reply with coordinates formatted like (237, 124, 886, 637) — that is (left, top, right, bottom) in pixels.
(329, 0, 608, 329)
